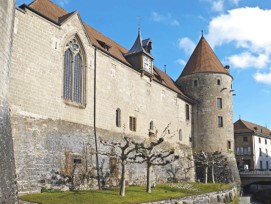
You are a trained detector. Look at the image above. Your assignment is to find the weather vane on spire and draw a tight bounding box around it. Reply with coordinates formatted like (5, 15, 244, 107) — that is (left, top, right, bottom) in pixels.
(138, 16, 141, 33)
(201, 30, 204, 37)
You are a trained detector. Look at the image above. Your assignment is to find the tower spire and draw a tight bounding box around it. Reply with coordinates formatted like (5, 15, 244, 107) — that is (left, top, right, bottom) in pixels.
(138, 16, 141, 33)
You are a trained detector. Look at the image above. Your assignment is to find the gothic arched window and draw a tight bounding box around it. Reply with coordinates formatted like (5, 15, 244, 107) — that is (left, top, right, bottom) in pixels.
(63, 37, 85, 106)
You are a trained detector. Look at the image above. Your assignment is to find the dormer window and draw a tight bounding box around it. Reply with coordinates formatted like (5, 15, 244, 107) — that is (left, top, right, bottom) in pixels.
(142, 38, 152, 54)
(97, 40, 111, 52)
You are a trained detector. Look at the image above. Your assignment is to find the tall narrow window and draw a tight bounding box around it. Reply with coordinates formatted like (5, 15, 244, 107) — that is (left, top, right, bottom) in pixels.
(267, 161, 269, 169)
(260, 148, 262, 156)
(217, 98, 222, 109)
(63, 37, 85, 105)
(149, 121, 154, 131)
(266, 149, 268, 157)
(179, 129, 182, 141)
(129, 116, 136, 132)
(116, 108, 121, 127)
(217, 79, 221, 85)
(227, 141, 231, 150)
(218, 116, 223, 127)
(193, 80, 198, 87)
(259, 138, 261, 143)
(64, 49, 72, 100)
(185, 104, 190, 120)
(260, 160, 263, 169)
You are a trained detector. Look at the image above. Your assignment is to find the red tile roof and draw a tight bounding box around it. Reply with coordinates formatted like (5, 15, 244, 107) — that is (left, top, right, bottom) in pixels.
(178, 36, 229, 78)
(22, 0, 191, 100)
(234, 119, 271, 137)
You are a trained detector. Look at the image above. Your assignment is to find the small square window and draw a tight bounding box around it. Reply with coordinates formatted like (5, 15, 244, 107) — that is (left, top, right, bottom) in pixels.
(243, 137, 248, 142)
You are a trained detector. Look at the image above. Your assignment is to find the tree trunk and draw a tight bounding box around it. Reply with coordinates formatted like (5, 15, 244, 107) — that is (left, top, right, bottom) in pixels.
(146, 163, 152, 193)
(211, 161, 215, 183)
(204, 165, 208, 184)
(120, 162, 126, 196)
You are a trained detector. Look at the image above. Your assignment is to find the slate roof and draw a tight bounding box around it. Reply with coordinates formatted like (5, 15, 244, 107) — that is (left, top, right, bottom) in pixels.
(125, 33, 152, 58)
(234, 119, 271, 137)
(19, 0, 191, 100)
(178, 36, 229, 79)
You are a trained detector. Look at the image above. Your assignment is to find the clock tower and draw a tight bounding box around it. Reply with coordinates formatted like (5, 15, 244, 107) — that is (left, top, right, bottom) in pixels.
(125, 31, 154, 76)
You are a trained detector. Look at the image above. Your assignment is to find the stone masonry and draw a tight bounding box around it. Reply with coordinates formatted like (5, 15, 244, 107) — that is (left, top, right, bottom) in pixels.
(0, 0, 18, 203)
(9, 5, 194, 193)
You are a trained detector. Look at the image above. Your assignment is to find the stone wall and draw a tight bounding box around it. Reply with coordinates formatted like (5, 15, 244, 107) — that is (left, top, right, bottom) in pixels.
(11, 113, 194, 193)
(0, 0, 18, 203)
(142, 186, 237, 204)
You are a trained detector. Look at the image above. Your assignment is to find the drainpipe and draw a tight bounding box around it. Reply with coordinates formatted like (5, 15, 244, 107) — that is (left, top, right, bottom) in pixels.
(94, 47, 101, 189)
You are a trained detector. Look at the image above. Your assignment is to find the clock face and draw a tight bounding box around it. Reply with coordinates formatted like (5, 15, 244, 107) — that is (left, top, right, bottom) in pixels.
(143, 56, 152, 72)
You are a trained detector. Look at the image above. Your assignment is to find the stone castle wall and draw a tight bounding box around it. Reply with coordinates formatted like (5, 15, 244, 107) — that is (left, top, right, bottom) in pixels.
(9, 7, 194, 193)
(0, 0, 18, 203)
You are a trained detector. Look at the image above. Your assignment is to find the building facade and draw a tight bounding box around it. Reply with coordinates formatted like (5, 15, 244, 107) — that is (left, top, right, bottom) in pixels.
(234, 119, 271, 170)
(0, 0, 18, 203)
(1, 0, 239, 194)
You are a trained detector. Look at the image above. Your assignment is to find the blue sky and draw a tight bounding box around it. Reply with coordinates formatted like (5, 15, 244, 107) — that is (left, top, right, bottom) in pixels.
(17, 0, 271, 128)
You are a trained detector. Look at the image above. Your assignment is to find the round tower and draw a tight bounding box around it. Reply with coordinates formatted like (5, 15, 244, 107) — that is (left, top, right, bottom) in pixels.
(0, 0, 18, 202)
(176, 36, 240, 184)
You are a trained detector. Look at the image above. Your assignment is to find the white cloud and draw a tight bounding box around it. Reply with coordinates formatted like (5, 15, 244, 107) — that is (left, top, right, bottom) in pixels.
(151, 12, 180, 26)
(212, 0, 224, 13)
(254, 71, 271, 85)
(178, 37, 196, 55)
(207, 7, 271, 50)
(231, 0, 241, 6)
(206, 7, 271, 69)
(228, 52, 269, 69)
(176, 59, 186, 66)
(55, 0, 69, 7)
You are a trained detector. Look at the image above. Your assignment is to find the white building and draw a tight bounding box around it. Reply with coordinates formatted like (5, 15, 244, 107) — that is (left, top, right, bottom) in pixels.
(234, 119, 271, 170)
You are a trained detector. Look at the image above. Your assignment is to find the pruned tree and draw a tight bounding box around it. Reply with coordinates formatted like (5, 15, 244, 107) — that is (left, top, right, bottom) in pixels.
(194, 151, 209, 184)
(166, 164, 181, 182)
(210, 151, 227, 183)
(133, 137, 179, 193)
(194, 151, 228, 184)
(100, 136, 139, 196)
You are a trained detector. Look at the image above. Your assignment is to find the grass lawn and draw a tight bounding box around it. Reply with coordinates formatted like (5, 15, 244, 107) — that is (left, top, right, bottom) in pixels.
(20, 182, 232, 204)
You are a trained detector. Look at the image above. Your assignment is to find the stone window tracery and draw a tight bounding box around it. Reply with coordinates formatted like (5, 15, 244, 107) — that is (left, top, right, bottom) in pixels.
(63, 37, 85, 106)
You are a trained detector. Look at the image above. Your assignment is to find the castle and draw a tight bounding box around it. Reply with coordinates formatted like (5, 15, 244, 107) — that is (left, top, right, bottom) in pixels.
(0, 0, 240, 201)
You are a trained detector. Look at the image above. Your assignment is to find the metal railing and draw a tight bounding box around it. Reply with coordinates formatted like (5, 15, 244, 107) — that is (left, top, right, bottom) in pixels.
(240, 169, 271, 175)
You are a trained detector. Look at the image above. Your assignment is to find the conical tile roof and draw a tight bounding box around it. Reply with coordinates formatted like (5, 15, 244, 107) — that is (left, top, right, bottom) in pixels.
(179, 36, 228, 77)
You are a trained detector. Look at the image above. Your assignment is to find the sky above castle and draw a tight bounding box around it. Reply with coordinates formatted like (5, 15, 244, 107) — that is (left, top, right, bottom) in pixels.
(16, 0, 271, 128)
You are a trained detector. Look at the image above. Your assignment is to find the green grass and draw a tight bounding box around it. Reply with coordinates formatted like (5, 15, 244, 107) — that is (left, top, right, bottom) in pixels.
(20, 182, 232, 204)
